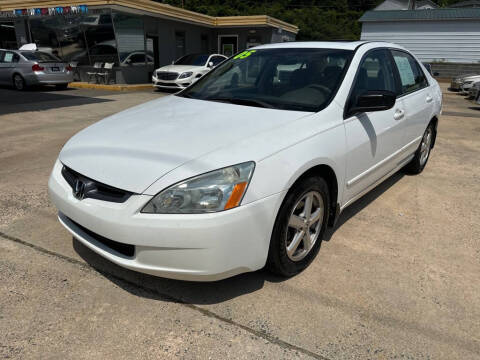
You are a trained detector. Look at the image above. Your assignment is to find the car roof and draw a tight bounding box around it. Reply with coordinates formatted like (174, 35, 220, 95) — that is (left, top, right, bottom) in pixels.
(252, 41, 403, 51)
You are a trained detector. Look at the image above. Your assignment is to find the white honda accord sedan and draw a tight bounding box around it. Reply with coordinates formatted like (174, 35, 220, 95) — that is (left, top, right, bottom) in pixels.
(49, 41, 442, 281)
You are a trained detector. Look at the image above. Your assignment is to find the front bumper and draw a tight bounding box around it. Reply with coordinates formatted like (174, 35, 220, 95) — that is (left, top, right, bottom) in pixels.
(48, 160, 283, 281)
(460, 83, 474, 93)
(450, 80, 462, 91)
(152, 75, 192, 90)
(468, 87, 479, 100)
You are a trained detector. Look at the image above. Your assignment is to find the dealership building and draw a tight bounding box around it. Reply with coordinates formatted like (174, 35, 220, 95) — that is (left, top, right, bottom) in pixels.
(0, 0, 298, 83)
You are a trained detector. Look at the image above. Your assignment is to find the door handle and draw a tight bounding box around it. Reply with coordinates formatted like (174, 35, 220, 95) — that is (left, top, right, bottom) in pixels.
(426, 95, 433, 103)
(393, 109, 405, 120)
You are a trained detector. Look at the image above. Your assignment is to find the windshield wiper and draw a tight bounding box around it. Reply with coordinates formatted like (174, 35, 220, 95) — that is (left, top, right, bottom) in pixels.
(206, 97, 274, 109)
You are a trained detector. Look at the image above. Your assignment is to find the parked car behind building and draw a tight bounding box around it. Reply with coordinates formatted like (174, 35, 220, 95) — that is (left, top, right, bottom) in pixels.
(467, 81, 480, 99)
(450, 73, 480, 92)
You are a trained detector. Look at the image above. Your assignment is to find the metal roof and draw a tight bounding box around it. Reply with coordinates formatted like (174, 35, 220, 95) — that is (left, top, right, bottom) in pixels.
(0, 0, 299, 33)
(359, 8, 480, 21)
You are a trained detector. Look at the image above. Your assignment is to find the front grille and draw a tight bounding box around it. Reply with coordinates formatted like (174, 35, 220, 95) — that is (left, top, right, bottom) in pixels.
(156, 82, 180, 87)
(68, 216, 135, 257)
(156, 71, 179, 80)
(61, 165, 133, 203)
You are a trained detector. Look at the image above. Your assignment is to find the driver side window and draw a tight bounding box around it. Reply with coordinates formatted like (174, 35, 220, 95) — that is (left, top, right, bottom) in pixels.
(351, 49, 398, 102)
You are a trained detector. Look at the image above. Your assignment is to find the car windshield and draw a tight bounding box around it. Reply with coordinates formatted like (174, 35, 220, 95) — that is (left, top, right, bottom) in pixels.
(178, 48, 353, 112)
(174, 54, 209, 66)
(21, 51, 61, 63)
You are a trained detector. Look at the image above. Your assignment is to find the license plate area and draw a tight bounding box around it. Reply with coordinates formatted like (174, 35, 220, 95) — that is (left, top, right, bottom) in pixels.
(51, 67, 60, 72)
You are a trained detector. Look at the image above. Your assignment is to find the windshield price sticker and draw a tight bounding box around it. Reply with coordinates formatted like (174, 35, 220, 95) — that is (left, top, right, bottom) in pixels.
(234, 50, 256, 60)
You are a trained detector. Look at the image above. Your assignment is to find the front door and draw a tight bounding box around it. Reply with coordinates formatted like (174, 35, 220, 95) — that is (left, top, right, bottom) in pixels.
(343, 49, 406, 204)
(219, 36, 237, 57)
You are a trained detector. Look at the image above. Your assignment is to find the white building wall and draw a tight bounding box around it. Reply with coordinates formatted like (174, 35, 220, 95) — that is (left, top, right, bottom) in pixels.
(361, 20, 480, 63)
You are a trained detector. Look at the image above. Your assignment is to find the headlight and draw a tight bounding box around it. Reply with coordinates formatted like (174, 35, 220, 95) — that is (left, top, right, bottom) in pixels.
(178, 71, 193, 79)
(463, 81, 473, 85)
(142, 162, 255, 214)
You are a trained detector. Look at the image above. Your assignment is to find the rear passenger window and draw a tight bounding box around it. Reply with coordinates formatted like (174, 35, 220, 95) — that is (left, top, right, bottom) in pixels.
(391, 50, 428, 95)
(351, 49, 398, 100)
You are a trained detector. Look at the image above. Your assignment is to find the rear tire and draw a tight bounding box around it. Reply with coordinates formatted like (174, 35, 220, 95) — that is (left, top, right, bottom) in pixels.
(13, 74, 26, 91)
(404, 123, 435, 175)
(267, 176, 330, 277)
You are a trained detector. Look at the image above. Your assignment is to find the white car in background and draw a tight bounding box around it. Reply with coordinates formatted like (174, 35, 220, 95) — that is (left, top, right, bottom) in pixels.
(152, 53, 226, 90)
(467, 81, 480, 100)
(49, 42, 441, 281)
(450, 74, 480, 92)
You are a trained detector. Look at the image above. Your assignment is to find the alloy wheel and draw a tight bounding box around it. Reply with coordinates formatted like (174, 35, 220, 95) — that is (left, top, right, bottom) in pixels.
(285, 191, 324, 262)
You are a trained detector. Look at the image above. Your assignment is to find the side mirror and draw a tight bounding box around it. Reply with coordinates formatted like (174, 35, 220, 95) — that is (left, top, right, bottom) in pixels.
(208, 61, 214, 68)
(348, 90, 396, 116)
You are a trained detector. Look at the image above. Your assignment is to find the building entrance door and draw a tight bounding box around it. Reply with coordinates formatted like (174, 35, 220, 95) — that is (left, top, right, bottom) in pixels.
(146, 35, 159, 81)
(218, 35, 238, 57)
(0, 22, 17, 49)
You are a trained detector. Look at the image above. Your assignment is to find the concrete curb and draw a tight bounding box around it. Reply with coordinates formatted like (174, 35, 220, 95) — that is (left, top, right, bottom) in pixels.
(68, 82, 154, 91)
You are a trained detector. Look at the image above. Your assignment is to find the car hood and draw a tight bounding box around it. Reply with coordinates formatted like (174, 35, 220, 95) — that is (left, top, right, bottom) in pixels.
(59, 96, 310, 194)
(462, 75, 480, 82)
(155, 64, 203, 73)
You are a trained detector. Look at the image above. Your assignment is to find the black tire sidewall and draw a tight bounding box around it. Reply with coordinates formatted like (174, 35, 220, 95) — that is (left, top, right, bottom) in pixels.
(13, 75, 25, 91)
(268, 176, 330, 277)
(405, 123, 435, 174)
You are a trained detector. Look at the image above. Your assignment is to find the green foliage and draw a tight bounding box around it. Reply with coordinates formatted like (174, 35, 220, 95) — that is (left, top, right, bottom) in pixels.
(158, 0, 383, 40)
(157, 0, 463, 41)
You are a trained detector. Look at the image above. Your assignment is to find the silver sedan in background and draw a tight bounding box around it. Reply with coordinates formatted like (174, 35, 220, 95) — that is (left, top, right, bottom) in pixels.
(0, 49, 73, 90)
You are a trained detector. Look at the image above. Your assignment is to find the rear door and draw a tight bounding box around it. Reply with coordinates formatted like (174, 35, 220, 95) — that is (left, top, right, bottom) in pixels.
(343, 49, 406, 203)
(390, 50, 433, 146)
(0, 51, 18, 84)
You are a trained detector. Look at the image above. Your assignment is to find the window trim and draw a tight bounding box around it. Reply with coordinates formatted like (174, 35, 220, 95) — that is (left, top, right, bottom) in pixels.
(343, 47, 400, 120)
(2, 50, 19, 63)
(389, 48, 430, 99)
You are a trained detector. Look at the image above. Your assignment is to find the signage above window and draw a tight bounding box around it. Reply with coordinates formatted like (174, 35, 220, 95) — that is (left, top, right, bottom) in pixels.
(0, 5, 88, 18)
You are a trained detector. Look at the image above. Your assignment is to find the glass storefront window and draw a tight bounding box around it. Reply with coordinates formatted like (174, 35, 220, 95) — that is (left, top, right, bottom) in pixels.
(113, 12, 147, 67)
(29, 16, 64, 58)
(0, 22, 17, 49)
(82, 12, 118, 65)
(28, 10, 119, 67)
(57, 15, 88, 66)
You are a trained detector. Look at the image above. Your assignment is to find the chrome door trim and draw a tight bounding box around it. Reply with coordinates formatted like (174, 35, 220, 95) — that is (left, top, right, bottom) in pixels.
(341, 153, 415, 211)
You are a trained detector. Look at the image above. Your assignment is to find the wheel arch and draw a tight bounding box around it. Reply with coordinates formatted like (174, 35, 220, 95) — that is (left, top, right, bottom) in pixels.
(12, 72, 26, 88)
(429, 116, 439, 149)
(286, 164, 339, 227)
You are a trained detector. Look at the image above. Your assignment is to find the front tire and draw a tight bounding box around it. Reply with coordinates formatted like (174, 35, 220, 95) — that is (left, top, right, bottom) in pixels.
(404, 123, 435, 174)
(13, 74, 26, 91)
(267, 176, 330, 277)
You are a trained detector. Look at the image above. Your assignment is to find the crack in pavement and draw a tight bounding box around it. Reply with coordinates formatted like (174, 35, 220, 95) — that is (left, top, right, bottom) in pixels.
(0, 230, 329, 360)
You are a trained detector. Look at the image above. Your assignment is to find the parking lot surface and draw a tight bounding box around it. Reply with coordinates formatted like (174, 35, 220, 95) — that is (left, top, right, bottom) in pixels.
(0, 84, 479, 359)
